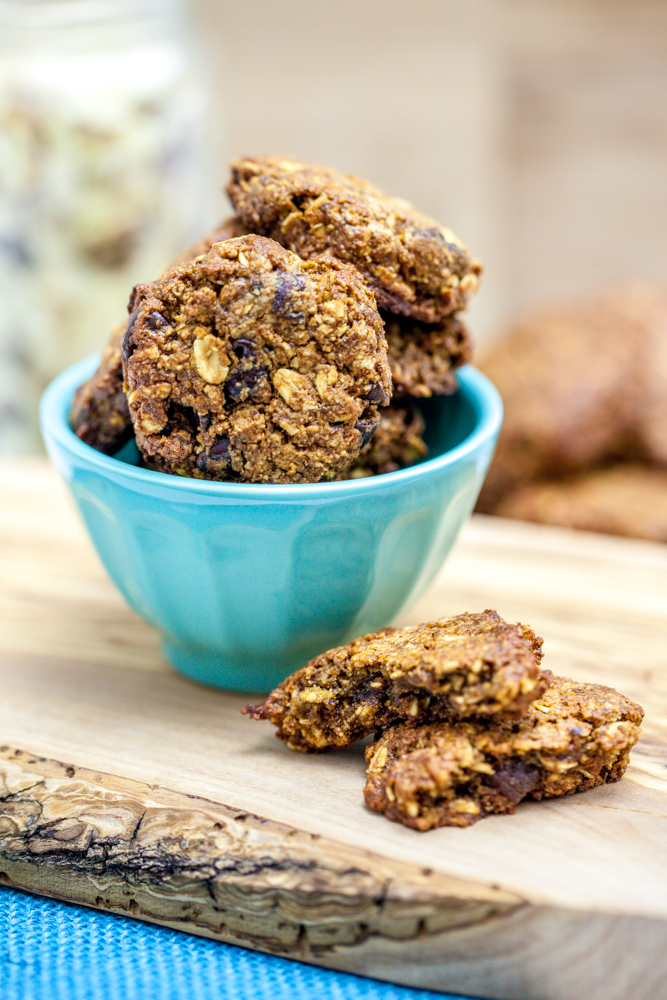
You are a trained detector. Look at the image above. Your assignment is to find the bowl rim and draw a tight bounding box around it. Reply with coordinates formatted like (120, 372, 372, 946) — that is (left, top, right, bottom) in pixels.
(40, 354, 502, 499)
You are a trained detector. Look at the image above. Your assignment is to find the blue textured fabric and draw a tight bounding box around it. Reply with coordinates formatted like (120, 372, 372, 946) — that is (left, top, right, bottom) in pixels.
(0, 887, 470, 1000)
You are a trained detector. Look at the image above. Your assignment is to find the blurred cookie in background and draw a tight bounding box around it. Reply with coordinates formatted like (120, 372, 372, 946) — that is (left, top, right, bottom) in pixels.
(476, 283, 667, 541)
(494, 464, 667, 542)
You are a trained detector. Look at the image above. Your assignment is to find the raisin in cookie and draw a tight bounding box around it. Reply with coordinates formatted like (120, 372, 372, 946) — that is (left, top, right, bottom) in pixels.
(383, 311, 471, 398)
(244, 610, 547, 751)
(123, 234, 391, 484)
(364, 676, 643, 829)
(70, 217, 249, 455)
(227, 156, 482, 323)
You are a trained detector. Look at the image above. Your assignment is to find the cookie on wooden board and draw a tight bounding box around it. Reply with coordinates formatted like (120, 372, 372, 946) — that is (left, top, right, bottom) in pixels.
(364, 675, 644, 829)
(244, 610, 547, 751)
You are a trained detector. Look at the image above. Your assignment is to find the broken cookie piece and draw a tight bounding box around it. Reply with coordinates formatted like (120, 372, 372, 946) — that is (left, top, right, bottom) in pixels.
(364, 675, 643, 829)
(243, 610, 547, 751)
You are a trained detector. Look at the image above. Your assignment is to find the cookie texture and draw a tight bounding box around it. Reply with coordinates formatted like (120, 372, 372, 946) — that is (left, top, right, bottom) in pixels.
(243, 610, 547, 752)
(70, 217, 248, 455)
(123, 234, 391, 484)
(364, 676, 643, 829)
(343, 404, 428, 478)
(383, 312, 471, 398)
(227, 156, 482, 323)
(69, 324, 132, 455)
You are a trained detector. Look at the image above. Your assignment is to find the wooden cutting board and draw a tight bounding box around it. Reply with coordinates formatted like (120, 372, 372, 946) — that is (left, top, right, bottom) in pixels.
(1, 459, 667, 1000)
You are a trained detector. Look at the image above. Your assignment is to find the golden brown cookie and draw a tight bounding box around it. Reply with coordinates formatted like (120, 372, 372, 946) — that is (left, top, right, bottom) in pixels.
(123, 234, 391, 484)
(243, 610, 547, 752)
(383, 311, 471, 398)
(342, 404, 428, 478)
(70, 217, 249, 455)
(227, 156, 482, 323)
(364, 676, 643, 829)
(495, 463, 667, 542)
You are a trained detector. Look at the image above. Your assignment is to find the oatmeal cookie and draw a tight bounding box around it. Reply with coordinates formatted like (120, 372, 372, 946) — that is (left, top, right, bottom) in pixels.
(243, 610, 547, 751)
(476, 296, 639, 511)
(227, 156, 482, 323)
(364, 676, 643, 829)
(383, 312, 471, 398)
(123, 234, 391, 484)
(495, 463, 667, 542)
(70, 217, 248, 454)
(343, 404, 428, 478)
(69, 324, 132, 455)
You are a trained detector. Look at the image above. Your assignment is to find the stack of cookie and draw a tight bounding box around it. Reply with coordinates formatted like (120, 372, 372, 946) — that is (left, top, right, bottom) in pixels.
(244, 610, 643, 830)
(225, 157, 480, 478)
(70, 156, 482, 484)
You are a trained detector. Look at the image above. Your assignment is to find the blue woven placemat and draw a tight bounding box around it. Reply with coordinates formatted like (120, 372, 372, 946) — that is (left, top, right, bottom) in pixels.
(0, 887, 470, 1000)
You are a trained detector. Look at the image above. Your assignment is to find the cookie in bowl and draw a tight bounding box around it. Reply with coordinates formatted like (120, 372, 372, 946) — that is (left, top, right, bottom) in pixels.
(123, 234, 391, 484)
(227, 155, 482, 323)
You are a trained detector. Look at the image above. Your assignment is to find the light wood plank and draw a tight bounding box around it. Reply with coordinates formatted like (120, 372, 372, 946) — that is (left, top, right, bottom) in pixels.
(1, 459, 667, 999)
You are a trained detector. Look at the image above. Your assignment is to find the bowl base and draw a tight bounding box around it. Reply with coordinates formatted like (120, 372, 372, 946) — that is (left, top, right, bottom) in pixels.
(162, 638, 299, 693)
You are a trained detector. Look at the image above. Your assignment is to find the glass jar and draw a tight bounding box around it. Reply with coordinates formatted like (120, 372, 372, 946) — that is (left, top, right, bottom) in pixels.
(0, 0, 212, 452)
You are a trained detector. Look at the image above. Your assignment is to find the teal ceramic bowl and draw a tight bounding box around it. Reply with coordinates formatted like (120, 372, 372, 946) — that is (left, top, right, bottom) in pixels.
(40, 355, 502, 692)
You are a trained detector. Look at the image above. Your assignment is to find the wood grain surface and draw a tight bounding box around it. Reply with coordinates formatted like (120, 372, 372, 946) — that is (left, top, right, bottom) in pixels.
(1, 459, 667, 1000)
